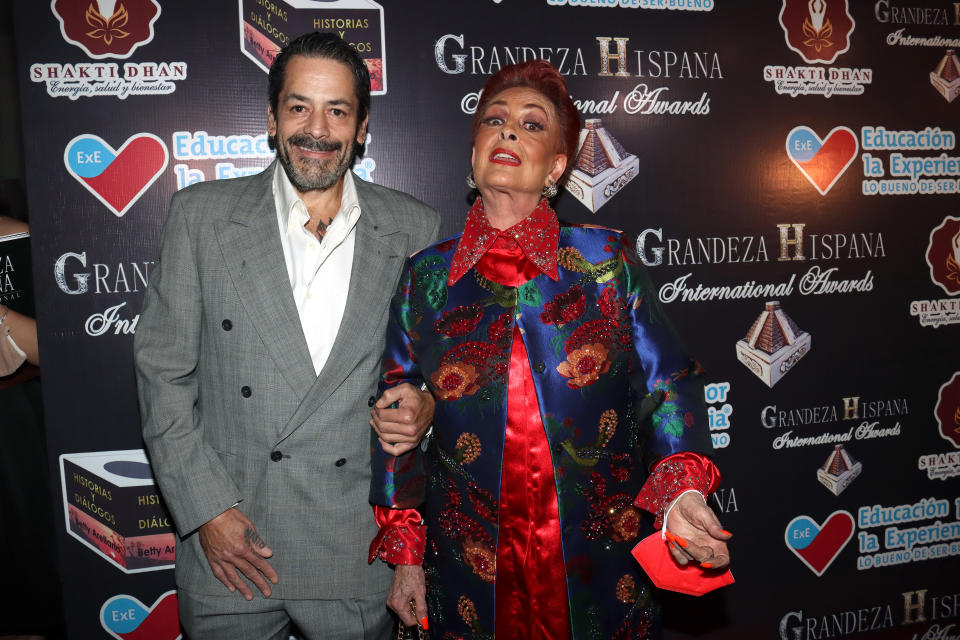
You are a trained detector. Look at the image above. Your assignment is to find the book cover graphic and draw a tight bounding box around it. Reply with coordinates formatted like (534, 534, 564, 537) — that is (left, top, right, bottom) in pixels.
(0, 232, 34, 317)
(239, 0, 387, 94)
(60, 449, 175, 573)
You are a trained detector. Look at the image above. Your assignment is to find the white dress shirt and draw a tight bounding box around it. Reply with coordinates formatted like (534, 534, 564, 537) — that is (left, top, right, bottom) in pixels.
(273, 164, 361, 375)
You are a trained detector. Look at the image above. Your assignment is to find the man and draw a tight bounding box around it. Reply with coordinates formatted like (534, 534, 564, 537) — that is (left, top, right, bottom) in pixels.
(135, 32, 439, 639)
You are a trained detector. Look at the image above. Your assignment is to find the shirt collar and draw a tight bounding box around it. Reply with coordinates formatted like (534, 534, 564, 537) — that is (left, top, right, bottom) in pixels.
(273, 163, 361, 231)
(447, 196, 560, 285)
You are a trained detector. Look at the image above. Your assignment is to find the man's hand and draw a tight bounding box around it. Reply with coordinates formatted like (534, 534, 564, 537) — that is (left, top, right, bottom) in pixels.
(387, 564, 427, 628)
(664, 492, 732, 570)
(198, 508, 279, 600)
(371, 383, 435, 456)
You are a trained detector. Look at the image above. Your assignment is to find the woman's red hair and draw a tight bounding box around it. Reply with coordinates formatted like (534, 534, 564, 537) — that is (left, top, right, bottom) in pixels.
(472, 60, 580, 180)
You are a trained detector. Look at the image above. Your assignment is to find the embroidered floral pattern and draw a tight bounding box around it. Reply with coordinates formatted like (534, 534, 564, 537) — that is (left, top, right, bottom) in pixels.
(462, 537, 496, 583)
(457, 596, 477, 625)
(557, 343, 612, 389)
(611, 506, 641, 542)
(434, 304, 483, 337)
(467, 482, 498, 523)
(455, 433, 482, 464)
(616, 575, 638, 603)
(581, 472, 637, 543)
(540, 285, 586, 326)
(610, 453, 632, 483)
(431, 363, 481, 401)
(557, 246, 589, 272)
(597, 409, 617, 447)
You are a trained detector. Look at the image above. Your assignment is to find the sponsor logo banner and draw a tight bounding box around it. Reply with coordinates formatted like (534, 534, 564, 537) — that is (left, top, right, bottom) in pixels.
(765, 0, 871, 97)
(33, 1, 186, 99)
(911, 216, 960, 327)
(705, 381, 732, 449)
(785, 510, 855, 576)
(636, 223, 884, 305)
(443, 35, 721, 119)
(59, 449, 175, 573)
(876, 1, 960, 48)
(779, 0, 854, 64)
(100, 591, 181, 640)
(935, 372, 960, 449)
(64, 134, 168, 217)
(786, 126, 858, 195)
(860, 125, 960, 196)
(817, 444, 861, 495)
(762, 395, 907, 451)
(52, 0, 160, 59)
(239, 0, 387, 94)
(736, 300, 811, 388)
(855, 496, 960, 570)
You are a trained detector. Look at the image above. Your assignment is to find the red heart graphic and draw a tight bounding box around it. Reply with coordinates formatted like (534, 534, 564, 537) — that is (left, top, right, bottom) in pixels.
(81, 136, 168, 216)
(785, 511, 855, 576)
(786, 127, 858, 195)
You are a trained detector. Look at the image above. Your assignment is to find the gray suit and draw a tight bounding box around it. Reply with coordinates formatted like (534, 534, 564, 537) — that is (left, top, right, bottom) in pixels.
(134, 163, 439, 608)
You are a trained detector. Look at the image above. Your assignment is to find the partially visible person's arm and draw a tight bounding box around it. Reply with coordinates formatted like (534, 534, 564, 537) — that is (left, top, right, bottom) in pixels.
(0, 304, 38, 366)
(135, 192, 276, 598)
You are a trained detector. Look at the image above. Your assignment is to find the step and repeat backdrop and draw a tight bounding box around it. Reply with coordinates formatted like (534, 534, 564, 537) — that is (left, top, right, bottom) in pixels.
(11, 0, 960, 638)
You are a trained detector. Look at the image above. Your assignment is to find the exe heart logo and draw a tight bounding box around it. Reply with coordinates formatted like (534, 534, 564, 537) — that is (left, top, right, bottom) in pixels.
(785, 126, 858, 195)
(64, 134, 168, 217)
(784, 510, 855, 576)
(100, 591, 181, 640)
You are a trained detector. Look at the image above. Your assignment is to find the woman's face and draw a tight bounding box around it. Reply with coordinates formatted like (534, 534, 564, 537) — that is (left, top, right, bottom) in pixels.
(471, 86, 567, 202)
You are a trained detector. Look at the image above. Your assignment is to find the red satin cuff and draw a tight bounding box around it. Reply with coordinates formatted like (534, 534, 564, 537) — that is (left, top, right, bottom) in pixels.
(369, 506, 426, 565)
(633, 452, 721, 529)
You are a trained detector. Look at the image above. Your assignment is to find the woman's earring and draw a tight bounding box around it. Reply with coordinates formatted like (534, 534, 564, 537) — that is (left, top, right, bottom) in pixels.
(466, 171, 477, 190)
(542, 181, 558, 198)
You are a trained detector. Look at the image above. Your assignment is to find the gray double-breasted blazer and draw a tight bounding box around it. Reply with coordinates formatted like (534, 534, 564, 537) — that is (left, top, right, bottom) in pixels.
(134, 162, 440, 598)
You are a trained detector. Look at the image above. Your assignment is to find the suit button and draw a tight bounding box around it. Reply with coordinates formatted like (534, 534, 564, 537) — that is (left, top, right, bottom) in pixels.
(222, 319, 232, 331)
(241, 386, 252, 398)
(533, 361, 546, 373)
(367, 395, 376, 407)
(335, 458, 346, 467)
(270, 451, 282, 462)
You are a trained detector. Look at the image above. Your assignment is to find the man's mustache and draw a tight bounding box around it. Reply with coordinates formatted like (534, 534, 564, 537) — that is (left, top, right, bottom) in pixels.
(286, 134, 343, 153)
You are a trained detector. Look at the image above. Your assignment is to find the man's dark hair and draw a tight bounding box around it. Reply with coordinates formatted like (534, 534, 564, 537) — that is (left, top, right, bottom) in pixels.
(268, 31, 371, 127)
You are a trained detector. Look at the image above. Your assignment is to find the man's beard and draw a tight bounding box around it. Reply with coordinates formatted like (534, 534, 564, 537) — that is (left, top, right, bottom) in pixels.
(276, 132, 355, 192)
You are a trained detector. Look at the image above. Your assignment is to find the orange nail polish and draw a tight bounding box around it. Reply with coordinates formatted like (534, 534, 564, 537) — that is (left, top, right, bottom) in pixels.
(721, 530, 733, 537)
(664, 531, 675, 541)
(420, 617, 429, 630)
(675, 535, 689, 548)
(701, 562, 713, 569)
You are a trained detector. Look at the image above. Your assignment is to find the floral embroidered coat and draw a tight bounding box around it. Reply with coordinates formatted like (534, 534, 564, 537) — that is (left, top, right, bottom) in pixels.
(370, 224, 711, 639)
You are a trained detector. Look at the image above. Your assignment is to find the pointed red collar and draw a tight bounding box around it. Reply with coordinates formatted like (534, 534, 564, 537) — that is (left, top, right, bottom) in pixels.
(447, 197, 560, 285)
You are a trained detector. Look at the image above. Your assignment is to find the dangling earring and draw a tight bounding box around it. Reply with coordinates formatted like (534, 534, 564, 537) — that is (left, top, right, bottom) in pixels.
(542, 180, 558, 199)
(466, 171, 477, 190)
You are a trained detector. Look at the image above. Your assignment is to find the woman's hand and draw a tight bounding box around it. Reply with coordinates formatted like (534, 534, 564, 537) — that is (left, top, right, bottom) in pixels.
(387, 564, 428, 628)
(664, 491, 732, 569)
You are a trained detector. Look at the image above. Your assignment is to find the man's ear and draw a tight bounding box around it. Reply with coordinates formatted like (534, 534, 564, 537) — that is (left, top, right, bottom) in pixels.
(356, 115, 369, 145)
(267, 105, 277, 138)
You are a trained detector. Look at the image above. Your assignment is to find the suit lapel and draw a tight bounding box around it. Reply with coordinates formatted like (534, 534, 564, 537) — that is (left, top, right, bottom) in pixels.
(216, 163, 316, 400)
(278, 178, 407, 442)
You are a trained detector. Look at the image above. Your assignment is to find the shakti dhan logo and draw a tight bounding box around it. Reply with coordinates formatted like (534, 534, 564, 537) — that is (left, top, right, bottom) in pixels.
(936, 372, 960, 449)
(779, 0, 854, 64)
(52, 0, 160, 59)
(926, 216, 960, 295)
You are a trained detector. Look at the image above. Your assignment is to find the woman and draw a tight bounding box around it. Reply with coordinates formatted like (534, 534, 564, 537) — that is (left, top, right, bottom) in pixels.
(369, 60, 730, 640)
